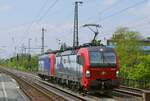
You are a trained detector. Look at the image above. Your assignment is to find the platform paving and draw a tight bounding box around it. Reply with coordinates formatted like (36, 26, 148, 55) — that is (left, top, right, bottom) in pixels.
(0, 73, 29, 101)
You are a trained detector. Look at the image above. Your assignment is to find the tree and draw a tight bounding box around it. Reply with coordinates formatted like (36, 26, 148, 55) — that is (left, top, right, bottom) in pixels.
(0, 54, 38, 72)
(111, 27, 142, 78)
(47, 49, 53, 52)
(128, 55, 150, 81)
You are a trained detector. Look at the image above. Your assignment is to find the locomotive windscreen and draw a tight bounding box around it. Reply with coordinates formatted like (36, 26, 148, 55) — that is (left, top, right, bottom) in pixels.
(89, 51, 116, 67)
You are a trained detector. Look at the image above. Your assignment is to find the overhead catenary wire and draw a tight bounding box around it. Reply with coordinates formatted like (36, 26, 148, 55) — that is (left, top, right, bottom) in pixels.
(35, 0, 50, 20)
(78, 0, 124, 30)
(0, 0, 49, 32)
(81, 0, 150, 38)
(103, 14, 150, 34)
(36, 0, 59, 23)
(15, 0, 60, 50)
(79, 0, 149, 31)
(2, 0, 150, 57)
(94, 0, 149, 23)
(81, 0, 124, 23)
(14, 0, 50, 47)
(123, 15, 150, 28)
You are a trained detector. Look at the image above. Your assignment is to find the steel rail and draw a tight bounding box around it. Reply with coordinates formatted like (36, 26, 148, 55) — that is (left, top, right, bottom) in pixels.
(2, 67, 149, 101)
(114, 86, 150, 101)
(0, 67, 92, 101)
(0, 68, 55, 101)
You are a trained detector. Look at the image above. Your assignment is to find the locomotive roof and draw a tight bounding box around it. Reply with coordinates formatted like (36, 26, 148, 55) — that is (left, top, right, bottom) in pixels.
(39, 45, 115, 57)
(87, 46, 115, 52)
(56, 49, 78, 56)
(55, 46, 115, 56)
(39, 54, 49, 59)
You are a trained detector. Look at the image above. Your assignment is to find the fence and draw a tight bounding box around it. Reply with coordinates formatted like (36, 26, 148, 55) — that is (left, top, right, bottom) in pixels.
(120, 79, 150, 89)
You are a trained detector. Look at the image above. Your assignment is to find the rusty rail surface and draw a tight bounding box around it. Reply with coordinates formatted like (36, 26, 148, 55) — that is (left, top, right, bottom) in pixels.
(0, 68, 61, 101)
(114, 86, 150, 101)
(0, 67, 92, 101)
(2, 67, 150, 101)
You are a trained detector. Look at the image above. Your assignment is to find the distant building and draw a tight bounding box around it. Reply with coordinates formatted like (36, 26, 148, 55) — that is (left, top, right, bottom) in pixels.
(107, 38, 150, 54)
(140, 39, 150, 54)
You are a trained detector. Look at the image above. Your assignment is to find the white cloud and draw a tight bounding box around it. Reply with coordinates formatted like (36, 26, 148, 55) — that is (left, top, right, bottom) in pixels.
(102, 0, 118, 6)
(0, 22, 74, 56)
(0, 4, 12, 12)
(147, 0, 150, 6)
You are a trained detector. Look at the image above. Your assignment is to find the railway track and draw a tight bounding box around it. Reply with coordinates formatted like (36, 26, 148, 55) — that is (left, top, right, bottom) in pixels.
(37, 77, 150, 101)
(0, 67, 97, 101)
(1, 67, 150, 101)
(0, 68, 60, 101)
(114, 86, 142, 97)
(113, 86, 150, 101)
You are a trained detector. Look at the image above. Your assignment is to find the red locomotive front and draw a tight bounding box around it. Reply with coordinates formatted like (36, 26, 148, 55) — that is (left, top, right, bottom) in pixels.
(78, 46, 119, 93)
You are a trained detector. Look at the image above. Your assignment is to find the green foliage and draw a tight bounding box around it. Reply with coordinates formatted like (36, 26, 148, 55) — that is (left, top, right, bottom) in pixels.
(0, 54, 38, 72)
(112, 27, 141, 68)
(112, 27, 150, 88)
(47, 48, 53, 52)
(129, 55, 150, 81)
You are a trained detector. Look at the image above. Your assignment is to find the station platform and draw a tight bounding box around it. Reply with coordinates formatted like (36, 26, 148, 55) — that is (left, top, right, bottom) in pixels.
(0, 73, 29, 101)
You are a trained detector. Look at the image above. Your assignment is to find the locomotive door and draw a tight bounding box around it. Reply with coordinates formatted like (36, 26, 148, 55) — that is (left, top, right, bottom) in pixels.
(77, 54, 84, 81)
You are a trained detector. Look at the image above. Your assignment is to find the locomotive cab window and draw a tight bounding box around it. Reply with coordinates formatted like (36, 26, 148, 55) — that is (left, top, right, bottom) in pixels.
(103, 52, 116, 64)
(89, 51, 103, 64)
(89, 51, 116, 67)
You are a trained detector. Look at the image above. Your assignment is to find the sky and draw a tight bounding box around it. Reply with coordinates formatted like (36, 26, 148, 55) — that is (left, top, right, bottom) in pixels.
(0, 0, 150, 58)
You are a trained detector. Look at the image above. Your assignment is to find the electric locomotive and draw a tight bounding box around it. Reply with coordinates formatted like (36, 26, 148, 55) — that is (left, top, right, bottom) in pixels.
(38, 45, 119, 94)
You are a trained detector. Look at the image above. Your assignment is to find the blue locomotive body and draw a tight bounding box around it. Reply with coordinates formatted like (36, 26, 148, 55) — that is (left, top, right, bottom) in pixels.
(38, 54, 50, 76)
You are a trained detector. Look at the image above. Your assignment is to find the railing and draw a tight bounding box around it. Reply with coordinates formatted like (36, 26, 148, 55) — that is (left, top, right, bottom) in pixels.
(120, 78, 150, 89)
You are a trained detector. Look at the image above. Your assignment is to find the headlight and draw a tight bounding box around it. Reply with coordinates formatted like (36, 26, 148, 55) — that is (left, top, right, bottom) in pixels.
(116, 70, 119, 76)
(86, 70, 90, 78)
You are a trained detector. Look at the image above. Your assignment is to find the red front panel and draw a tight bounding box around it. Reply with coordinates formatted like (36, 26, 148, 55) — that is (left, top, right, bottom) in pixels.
(78, 47, 119, 90)
(90, 68, 117, 80)
(49, 54, 55, 76)
(78, 48, 90, 89)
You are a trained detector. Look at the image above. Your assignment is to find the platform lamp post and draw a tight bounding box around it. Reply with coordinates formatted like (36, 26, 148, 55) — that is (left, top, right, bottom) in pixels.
(16, 53, 19, 70)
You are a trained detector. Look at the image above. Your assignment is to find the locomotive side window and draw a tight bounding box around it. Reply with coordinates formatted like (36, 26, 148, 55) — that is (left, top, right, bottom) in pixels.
(80, 56, 85, 66)
(77, 55, 80, 64)
(77, 55, 85, 66)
